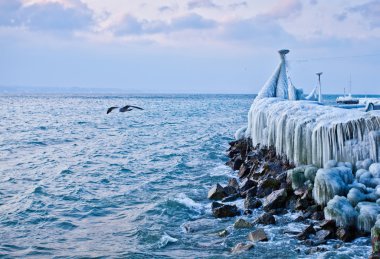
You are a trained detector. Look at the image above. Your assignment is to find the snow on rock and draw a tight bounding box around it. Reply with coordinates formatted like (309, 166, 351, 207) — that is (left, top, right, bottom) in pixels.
(356, 202, 380, 233)
(313, 167, 353, 206)
(370, 163, 380, 178)
(245, 97, 380, 167)
(324, 195, 358, 228)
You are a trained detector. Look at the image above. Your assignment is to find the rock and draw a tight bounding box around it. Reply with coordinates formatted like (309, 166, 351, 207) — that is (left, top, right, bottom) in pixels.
(320, 220, 337, 232)
(238, 163, 251, 179)
(248, 228, 268, 242)
(222, 193, 240, 202)
(183, 219, 217, 233)
(240, 180, 257, 194)
(233, 155, 243, 170)
(244, 196, 262, 209)
(231, 243, 254, 254)
(371, 219, 380, 258)
(228, 178, 240, 190)
(347, 188, 367, 206)
(254, 212, 276, 225)
(295, 197, 311, 211)
(305, 247, 327, 255)
(212, 203, 240, 218)
(311, 211, 324, 220)
(223, 186, 238, 196)
(211, 201, 223, 210)
(208, 184, 227, 200)
(363, 159, 374, 170)
(296, 224, 316, 240)
(294, 215, 304, 222)
(324, 196, 358, 228)
(263, 188, 287, 211)
(315, 229, 333, 241)
(256, 178, 281, 198)
(218, 229, 229, 237)
(336, 227, 356, 242)
(234, 218, 253, 229)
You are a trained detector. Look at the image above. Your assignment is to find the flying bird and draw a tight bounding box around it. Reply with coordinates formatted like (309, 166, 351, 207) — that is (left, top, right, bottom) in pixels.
(107, 105, 144, 114)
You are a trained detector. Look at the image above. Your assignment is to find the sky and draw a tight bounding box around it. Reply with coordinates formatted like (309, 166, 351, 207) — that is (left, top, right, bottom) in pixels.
(0, 0, 380, 94)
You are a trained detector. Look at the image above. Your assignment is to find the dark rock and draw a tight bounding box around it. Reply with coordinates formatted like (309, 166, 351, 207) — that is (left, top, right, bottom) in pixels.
(233, 155, 243, 170)
(248, 228, 269, 242)
(234, 218, 253, 228)
(256, 178, 281, 198)
(244, 196, 262, 209)
(305, 246, 327, 254)
(267, 208, 287, 215)
(294, 215, 304, 222)
(320, 220, 336, 232)
(211, 201, 223, 210)
(303, 239, 326, 246)
(316, 230, 333, 241)
(263, 188, 287, 211)
(224, 186, 238, 196)
(336, 227, 356, 242)
(372, 222, 380, 259)
(244, 209, 252, 215)
(295, 197, 310, 211)
(240, 180, 257, 194)
(212, 203, 240, 218)
(306, 204, 321, 213)
(208, 184, 227, 200)
(238, 163, 251, 179)
(311, 211, 324, 220)
(254, 212, 276, 225)
(296, 224, 316, 240)
(231, 243, 254, 254)
(302, 211, 312, 219)
(241, 186, 257, 198)
(222, 193, 240, 202)
(228, 178, 240, 190)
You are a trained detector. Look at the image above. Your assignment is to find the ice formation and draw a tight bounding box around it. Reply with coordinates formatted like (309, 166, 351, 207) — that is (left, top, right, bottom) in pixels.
(305, 86, 318, 101)
(313, 167, 353, 205)
(256, 49, 303, 101)
(241, 49, 380, 167)
(324, 195, 358, 227)
(356, 202, 380, 232)
(245, 97, 380, 167)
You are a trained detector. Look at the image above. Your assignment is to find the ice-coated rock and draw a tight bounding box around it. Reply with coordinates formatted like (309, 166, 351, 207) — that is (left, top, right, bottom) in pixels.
(363, 159, 374, 170)
(356, 202, 380, 233)
(287, 167, 306, 190)
(324, 196, 358, 228)
(356, 169, 369, 180)
(324, 160, 337, 169)
(347, 188, 367, 206)
(313, 167, 353, 206)
(369, 163, 380, 178)
(304, 165, 318, 183)
(371, 217, 380, 258)
(358, 170, 380, 188)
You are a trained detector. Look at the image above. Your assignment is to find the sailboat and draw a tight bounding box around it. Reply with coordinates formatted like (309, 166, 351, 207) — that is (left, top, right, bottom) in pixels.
(336, 75, 359, 104)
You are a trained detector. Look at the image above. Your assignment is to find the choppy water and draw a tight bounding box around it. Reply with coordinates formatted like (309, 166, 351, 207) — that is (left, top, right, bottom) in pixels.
(0, 94, 375, 258)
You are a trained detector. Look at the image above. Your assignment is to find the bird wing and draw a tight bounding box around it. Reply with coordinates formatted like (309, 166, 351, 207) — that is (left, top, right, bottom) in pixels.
(107, 106, 119, 114)
(128, 105, 144, 110)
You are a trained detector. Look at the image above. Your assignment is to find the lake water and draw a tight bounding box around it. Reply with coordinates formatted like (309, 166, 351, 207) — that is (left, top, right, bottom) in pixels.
(0, 94, 376, 258)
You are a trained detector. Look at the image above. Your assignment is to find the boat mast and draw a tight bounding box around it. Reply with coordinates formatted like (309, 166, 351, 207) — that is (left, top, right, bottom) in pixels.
(317, 72, 323, 103)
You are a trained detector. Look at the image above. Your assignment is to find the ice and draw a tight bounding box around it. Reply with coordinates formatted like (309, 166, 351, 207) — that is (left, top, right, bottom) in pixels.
(313, 167, 353, 206)
(369, 163, 380, 178)
(324, 195, 358, 227)
(356, 202, 380, 233)
(245, 98, 380, 167)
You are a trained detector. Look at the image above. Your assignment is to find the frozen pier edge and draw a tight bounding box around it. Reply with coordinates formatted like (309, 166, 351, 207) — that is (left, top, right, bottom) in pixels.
(238, 49, 380, 167)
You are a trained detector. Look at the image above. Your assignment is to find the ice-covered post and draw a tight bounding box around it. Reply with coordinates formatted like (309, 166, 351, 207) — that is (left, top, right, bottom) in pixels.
(317, 72, 323, 103)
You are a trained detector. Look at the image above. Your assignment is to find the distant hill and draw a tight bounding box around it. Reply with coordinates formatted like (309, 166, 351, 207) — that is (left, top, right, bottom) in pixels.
(0, 86, 140, 94)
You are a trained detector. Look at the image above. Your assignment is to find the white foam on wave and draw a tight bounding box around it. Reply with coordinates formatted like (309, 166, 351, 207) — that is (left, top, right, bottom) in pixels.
(157, 232, 178, 248)
(173, 193, 203, 213)
(208, 165, 232, 177)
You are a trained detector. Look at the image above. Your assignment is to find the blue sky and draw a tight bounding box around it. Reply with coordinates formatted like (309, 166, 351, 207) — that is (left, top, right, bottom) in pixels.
(0, 0, 380, 94)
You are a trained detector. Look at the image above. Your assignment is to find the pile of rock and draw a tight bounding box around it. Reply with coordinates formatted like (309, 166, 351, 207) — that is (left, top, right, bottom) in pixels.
(209, 138, 380, 255)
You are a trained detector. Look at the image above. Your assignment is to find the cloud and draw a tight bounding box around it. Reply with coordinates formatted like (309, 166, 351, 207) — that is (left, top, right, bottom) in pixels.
(228, 1, 248, 10)
(111, 13, 217, 36)
(258, 0, 303, 21)
(348, 1, 380, 29)
(187, 0, 220, 10)
(0, 0, 94, 31)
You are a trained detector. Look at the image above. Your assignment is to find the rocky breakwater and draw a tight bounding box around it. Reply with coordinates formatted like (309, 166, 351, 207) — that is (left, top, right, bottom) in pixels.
(208, 138, 380, 255)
